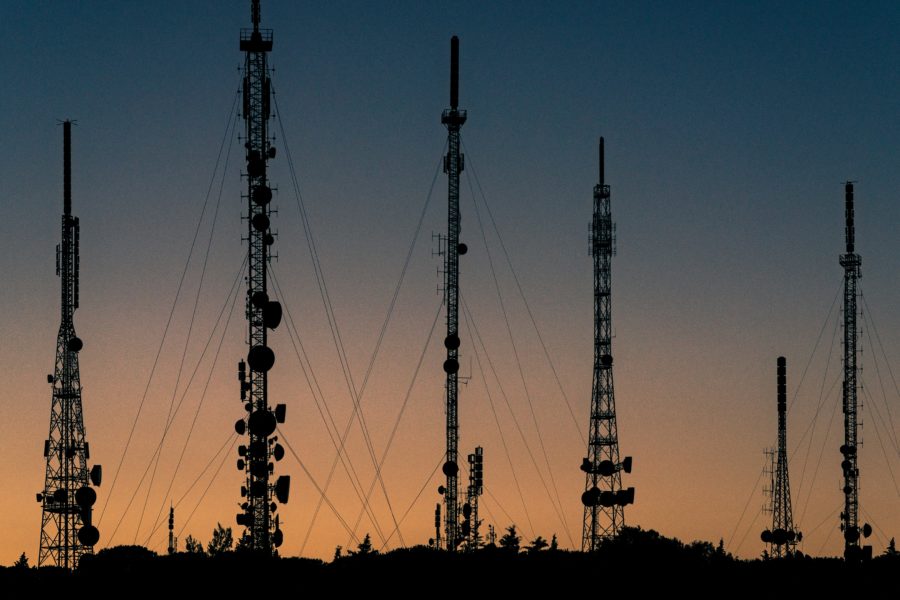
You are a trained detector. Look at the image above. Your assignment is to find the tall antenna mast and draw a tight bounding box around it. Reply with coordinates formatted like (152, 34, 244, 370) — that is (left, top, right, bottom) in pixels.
(439, 35, 467, 551)
(838, 181, 871, 560)
(233, 0, 290, 554)
(580, 137, 633, 550)
(761, 357, 801, 557)
(38, 120, 102, 569)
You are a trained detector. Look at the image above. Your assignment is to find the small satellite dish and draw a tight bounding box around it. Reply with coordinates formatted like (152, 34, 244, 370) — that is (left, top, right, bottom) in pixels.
(249, 410, 277, 437)
(90, 465, 102, 486)
(444, 335, 460, 350)
(75, 486, 97, 508)
(275, 475, 291, 504)
(252, 213, 270, 232)
(248, 345, 275, 372)
(252, 291, 269, 308)
(78, 525, 100, 547)
(68, 337, 83, 352)
(264, 301, 282, 330)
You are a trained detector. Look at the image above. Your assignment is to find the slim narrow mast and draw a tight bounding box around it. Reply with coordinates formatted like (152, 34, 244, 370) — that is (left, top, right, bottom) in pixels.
(838, 181, 871, 560)
(580, 137, 633, 551)
(761, 357, 801, 557)
(233, 0, 290, 554)
(38, 120, 102, 569)
(167, 505, 176, 555)
(440, 35, 467, 551)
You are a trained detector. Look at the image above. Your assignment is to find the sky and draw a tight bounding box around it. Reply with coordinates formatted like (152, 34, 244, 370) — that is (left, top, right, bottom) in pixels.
(1, 1, 899, 564)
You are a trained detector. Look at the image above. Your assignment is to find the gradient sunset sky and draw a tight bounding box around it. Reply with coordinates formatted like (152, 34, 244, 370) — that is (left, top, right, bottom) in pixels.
(1, 1, 899, 564)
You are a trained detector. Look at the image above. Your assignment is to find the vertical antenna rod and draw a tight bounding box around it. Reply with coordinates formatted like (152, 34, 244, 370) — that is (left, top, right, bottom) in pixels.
(580, 137, 634, 551)
(761, 357, 801, 557)
(439, 35, 467, 551)
(167, 504, 176, 555)
(838, 181, 871, 560)
(38, 120, 102, 569)
(233, 0, 290, 554)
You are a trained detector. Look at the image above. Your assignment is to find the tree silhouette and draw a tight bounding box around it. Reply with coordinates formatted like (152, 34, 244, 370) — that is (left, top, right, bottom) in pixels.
(884, 538, 898, 557)
(184, 535, 204, 555)
(207, 523, 233, 556)
(499, 525, 520, 553)
(351, 533, 375, 556)
(550, 534, 558, 551)
(13, 552, 29, 569)
(527, 536, 549, 553)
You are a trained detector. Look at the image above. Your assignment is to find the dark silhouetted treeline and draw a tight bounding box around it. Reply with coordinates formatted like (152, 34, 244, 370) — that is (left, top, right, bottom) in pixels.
(2, 527, 897, 597)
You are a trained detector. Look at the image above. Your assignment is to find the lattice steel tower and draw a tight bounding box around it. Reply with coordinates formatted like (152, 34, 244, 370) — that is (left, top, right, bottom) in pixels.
(761, 357, 801, 557)
(580, 138, 633, 551)
(232, 0, 290, 554)
(838, 181, 871, 560)
(439, 35, 467, 551)
(38, 120, 102, 569)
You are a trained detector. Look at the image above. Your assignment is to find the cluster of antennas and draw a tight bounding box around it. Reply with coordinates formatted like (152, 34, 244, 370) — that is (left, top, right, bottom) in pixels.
(36, 460, 102, 548)
(580, 456, 634, 508)
(841, 519, 872, 544)
(761, 527, 801, 546)
(462, 447, 483, 539)
(838, 440, 872, 547)
(234, 355, 290, 548)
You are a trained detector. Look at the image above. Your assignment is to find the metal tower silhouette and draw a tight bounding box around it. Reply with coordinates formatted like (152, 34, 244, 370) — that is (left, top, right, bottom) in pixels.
(167, 504, 177, 555)
(838, 181, 871, 561)
(761, 357, 801, 557)
(580, 137, 633, 551)
(439, 35, 467, 551)
(38, 120, 102, 569)
(232, 0, 290, 553)
(464, 446, 483, 548)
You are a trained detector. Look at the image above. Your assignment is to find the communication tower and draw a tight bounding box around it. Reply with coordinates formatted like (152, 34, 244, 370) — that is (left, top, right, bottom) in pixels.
(438, 35, 467, 551)
(580, 138, 634, 551)
(37, 120, 102, 569)
(760, 357, 801, 557)
(232, 0, 290, 553)
(838, 182, 871, 561)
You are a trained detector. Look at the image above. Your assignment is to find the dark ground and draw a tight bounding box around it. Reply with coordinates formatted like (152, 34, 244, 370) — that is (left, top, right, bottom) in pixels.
(3, 527, 897, 597)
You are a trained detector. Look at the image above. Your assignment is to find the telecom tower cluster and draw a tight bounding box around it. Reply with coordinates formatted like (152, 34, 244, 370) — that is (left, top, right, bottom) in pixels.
(37, 120, 102, 569)
(838, 182, 872, 561)
(580, 138, 634, 551)
(232, 0, 291, 553)
(761, 357, 801, 557)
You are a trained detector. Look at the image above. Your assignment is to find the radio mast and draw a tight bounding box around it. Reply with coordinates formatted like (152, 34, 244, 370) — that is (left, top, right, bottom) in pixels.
(438, 35, 467, 552)
(232, 0, 290, 553)
(838, 182, 871, 561)
(761, 357, 801, 557)
(38, 120, 102, 569)
(580, 138, 633, 551)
